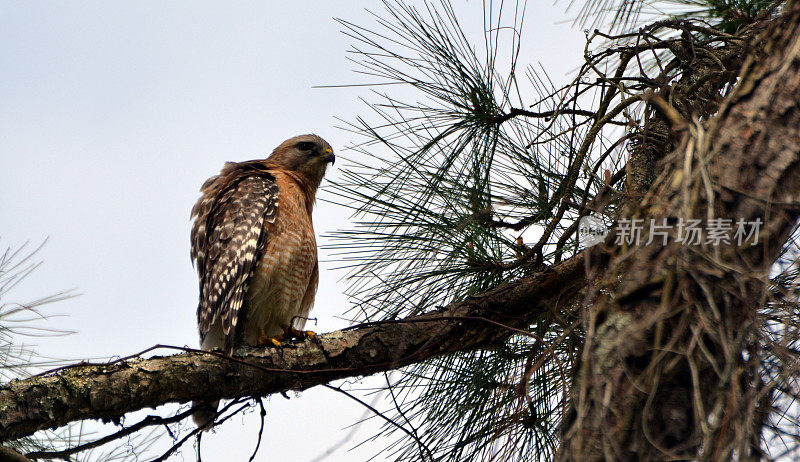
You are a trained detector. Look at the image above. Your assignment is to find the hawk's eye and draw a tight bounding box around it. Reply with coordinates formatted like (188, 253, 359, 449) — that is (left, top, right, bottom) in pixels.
(297, 141, 315, 152)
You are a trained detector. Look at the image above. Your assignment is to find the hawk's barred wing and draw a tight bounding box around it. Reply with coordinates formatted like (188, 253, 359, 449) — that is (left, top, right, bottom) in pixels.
(190, 167, 279, 354)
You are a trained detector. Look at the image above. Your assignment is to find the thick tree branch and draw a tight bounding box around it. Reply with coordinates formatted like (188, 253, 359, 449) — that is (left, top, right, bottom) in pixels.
(0, 445, 33, 462)
(0, 254, 584, 442)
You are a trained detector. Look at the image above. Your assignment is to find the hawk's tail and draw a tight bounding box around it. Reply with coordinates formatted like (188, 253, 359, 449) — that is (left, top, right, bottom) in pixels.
(191, 400, 220, 431)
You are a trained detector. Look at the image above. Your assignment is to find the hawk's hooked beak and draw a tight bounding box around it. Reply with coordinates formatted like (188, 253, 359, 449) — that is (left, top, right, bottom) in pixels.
(322, 148, 335, 165)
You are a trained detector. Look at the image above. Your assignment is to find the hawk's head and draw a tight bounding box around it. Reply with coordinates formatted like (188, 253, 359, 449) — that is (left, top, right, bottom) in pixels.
(267, 134, 335, 187)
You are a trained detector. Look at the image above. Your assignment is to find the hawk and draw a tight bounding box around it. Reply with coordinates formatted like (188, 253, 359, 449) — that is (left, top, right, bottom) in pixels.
(189, 134, 334, 428)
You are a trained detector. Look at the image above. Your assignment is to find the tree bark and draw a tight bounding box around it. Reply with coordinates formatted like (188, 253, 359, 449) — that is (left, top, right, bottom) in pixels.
(0, 445, 33, 462)
(562, 3, 800, 460)
(0, 254, 584, 442)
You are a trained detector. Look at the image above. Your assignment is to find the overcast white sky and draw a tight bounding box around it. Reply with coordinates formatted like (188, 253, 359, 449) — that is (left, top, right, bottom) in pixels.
(0, 1, 585, 460)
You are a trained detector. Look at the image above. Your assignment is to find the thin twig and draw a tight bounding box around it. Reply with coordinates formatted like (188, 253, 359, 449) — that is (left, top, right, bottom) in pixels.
(323, 384, 435, 462)
(151, 399, 249, 462)
(26, 406, 198, 460)
(247, 398, 267, 462)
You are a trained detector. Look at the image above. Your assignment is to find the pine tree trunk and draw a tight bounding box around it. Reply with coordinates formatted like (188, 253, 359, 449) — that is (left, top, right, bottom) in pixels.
(561, 3, 800, 459)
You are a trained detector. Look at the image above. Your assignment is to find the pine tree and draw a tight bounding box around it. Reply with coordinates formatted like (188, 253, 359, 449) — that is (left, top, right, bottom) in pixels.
(3, 1, 800, 460)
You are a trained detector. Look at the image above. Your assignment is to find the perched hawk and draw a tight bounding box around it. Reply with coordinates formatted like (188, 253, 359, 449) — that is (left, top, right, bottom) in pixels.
(189, 134, 334, 428)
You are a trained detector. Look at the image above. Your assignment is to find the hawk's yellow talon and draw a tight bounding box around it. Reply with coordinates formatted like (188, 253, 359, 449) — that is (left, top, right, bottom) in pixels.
(257, 328, 283, 347)
(287, 326, 316, 340)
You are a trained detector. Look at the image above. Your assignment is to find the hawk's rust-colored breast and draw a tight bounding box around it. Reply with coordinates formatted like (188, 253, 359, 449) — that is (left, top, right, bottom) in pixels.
(243, 171, 318, 343)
